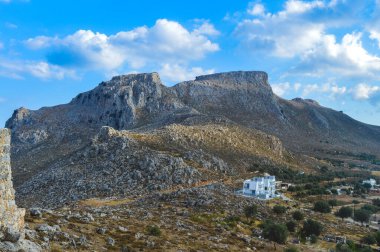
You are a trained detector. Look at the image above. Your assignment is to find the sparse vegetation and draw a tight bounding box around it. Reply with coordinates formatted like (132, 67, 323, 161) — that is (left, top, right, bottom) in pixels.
(313, 201, 331, 213)
(261, 220, 289, 244)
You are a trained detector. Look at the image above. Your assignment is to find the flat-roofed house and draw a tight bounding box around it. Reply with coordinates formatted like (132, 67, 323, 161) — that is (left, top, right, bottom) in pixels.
(243, 175, 276, 199)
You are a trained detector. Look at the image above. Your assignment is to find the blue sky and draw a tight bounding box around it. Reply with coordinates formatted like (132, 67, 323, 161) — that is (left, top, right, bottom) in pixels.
(1, 0, 380, 126)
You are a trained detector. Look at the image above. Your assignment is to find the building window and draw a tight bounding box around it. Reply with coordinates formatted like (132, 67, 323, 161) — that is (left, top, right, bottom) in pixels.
(245, 183, 249, 189)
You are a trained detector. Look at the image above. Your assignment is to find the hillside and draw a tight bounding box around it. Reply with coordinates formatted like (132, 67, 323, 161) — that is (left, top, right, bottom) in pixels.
(5, 71, 380, 208)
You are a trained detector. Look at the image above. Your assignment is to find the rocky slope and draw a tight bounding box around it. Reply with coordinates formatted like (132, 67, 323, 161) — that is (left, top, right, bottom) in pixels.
(5, 71, 380, 208)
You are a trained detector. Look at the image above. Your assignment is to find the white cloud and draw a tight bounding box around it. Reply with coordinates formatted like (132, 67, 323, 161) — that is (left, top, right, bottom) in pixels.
(0, 58, 75, 80)
(235, 1, 380, 79)
(0, 97, 5, 103)
(159, 63, 214, 82)
(298, 33, 380, 78)
(352, 83, 380, 100)
(25, 19, 219, 81)
(271, 82, 291, 96)
(284, 0, 324, 14)
(247, 3, 266, 16)
(302, 82, 347, 97)
(193, 21, 220, 36)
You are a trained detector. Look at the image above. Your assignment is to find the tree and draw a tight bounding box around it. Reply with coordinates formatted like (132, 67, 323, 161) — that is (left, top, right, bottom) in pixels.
(313, 201, 331, 213)
(244, 205, 258, 221)
(262, 221, 289, 244)
(302, 219, 323, 237)
(272, 205, 287, 215)
(292, 211, 304, 221)
(354, 209, 371, 225)
(361, 204, 379, 214)
(363, 183, 372, 192)
(331, 189, 338, 195)
(286, 220, 297, 232)
(328, 199, 338, 208)
(335, 206, 353, 220)
(361, 234, 376, 245)
(372, 198, 380, 207)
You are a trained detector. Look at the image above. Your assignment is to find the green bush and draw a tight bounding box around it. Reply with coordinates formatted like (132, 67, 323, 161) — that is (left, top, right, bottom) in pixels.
(335, 206, 353, 220)
(302, 219, 323, 237)
(146, 225, 161, 236)
(292, 210, 304, 221)
(354, 209, 371, 225)
(273, 205, 287, 215)
(361, 234, 376, 245)
(286, 220, 297, 232)
(262, 220, 289, 244)
(313, 201, 331, 213)
(284, 247, 298, 252)
(244, 205, 258, 220)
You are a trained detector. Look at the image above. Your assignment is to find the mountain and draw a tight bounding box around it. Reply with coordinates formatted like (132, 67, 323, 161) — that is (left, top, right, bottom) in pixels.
(5, 71, 380, 208)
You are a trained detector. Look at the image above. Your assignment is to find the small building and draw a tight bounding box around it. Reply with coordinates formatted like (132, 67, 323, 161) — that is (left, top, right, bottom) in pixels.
(243, 175, 276, 199)
(363, 178, 377, 188)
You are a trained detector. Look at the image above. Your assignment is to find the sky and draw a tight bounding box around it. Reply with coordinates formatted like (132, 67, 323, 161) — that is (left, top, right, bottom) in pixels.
(1, 0, 380, 126)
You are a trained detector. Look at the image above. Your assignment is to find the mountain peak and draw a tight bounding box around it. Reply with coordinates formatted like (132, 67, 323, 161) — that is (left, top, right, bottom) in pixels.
(195, 71, 268, 83)
(108, 72, 162, 86)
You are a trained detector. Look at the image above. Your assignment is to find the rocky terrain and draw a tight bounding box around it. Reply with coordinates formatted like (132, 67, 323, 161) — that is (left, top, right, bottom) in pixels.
(2, 70, 380, 251)
(5, 71, 380, 209)
(0, 128, 41, 251)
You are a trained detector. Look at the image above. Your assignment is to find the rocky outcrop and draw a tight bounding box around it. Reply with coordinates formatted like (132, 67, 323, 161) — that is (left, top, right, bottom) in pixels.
(4, 71, 380, 209)
(0, 128, 41, 252)
(0, 129, 25, 242)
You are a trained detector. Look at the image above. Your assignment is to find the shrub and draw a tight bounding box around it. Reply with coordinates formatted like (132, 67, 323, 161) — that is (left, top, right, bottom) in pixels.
(310, 234, 318, 244)
(313, 201, 331, 213)
(372, 198, 380, 207)
(335, 206, 353, 220)
(244, 205, 258, 220)
(361, 204, 379, 214)
(286, 220, 297, 232)
(361, 234, 376, 245)
(261, 220, 289, 244)
(284, 247, 299, 252)
(354, 209, 371, 225)
(328, 199, 338, 208)
(292, 210, 304, 221)
(302, 219, 323, 237)
(273, 205, 287, 215)
(146, 225, 161, 236)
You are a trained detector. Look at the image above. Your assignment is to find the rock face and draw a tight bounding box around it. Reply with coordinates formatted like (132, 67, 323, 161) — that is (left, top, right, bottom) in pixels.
(4, 71, 380, 209)
(0, 128, 25, 242)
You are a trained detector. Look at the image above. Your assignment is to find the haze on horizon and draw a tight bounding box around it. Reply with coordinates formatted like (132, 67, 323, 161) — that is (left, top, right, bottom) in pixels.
(1, 0, 380, 126)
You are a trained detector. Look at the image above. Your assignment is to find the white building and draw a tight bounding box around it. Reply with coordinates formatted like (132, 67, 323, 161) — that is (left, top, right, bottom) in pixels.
(243, 175, 277, 199)
(362, 178, 377, 188)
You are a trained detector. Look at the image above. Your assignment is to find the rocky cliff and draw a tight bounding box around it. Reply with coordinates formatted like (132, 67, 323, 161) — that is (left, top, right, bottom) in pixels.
(0, 128, 41, 251)
(5, 71, 380, 208)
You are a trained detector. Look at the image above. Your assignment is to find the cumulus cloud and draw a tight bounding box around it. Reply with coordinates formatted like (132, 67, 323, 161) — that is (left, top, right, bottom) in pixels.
(159, 63, 215, 82)
(352, 83, 380, 100)
(271, 82, 291, 96)
(25, 19, 219, 81)
(236, 0, 380, 79)
(0, 58, 75, 79)
(301, 82, 347, 97)
(247, 3, 265, 16)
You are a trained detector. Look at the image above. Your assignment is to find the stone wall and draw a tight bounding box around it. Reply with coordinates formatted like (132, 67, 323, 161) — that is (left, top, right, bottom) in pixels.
(0, 128, 25, 242)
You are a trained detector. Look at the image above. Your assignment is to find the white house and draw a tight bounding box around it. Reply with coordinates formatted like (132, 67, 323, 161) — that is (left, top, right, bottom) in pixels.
(243, 175, 277, 199)
(362, 178, 377, 188)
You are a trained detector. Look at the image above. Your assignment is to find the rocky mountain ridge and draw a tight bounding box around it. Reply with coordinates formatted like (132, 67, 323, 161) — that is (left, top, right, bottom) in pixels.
(5, 71, 380, 208)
